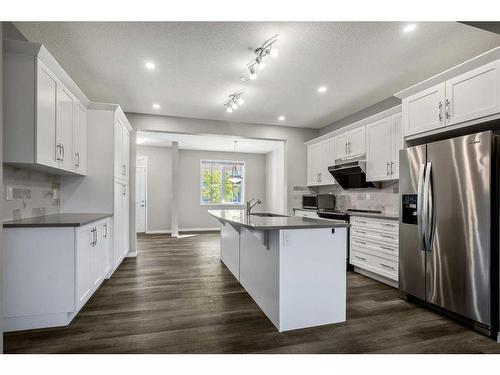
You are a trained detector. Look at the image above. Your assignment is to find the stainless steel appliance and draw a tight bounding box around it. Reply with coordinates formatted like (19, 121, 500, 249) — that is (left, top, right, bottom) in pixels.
(399, 130, 498, 335)
(302, 194, 335, 210)
(302, 195, 317, 210)
(328, 161, 377, 189)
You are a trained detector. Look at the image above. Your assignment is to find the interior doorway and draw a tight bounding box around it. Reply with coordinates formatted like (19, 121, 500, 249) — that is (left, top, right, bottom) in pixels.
(136, 156, 148, 233)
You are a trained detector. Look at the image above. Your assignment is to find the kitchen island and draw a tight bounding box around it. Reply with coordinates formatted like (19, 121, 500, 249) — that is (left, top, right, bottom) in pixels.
(208, 209, 349, 332)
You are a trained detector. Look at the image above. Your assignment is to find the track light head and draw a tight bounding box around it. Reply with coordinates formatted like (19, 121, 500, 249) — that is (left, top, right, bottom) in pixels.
(226, 106, 233, 113)
(270, 47, 279, 58)
(237, 97, 244, 106)
(249, 66, 257, 80)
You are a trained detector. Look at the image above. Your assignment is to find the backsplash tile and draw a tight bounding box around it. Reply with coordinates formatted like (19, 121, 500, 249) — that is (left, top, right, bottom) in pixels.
(313, 181, 399, 215)
(3, 166, 60, 221)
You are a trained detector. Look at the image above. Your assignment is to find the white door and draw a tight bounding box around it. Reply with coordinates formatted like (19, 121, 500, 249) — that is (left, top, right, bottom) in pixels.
(390, 114, 403, 179)
(136, 167, 147, 233)
(56, 85, 74, 171)
(73, 101, 87, 174)
(446, 59, 500, 126)
(366, 117, 392, 181)
(321, 139, 336, 185)
(334, 132, 349, 160)
(403, 82, 446, 137)
(348, 127, 366, 157)
(36, 60, 58, 168)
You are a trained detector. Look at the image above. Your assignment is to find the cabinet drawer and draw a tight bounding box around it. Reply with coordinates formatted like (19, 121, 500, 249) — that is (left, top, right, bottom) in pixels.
(350, 236, 398, 259)
(350, 227, 398, 246)
(350, 249, 398, 281)
(350, 216, 399, 233)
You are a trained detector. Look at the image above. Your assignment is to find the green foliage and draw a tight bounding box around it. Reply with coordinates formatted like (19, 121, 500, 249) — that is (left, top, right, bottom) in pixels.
(201, 163, 242, 204)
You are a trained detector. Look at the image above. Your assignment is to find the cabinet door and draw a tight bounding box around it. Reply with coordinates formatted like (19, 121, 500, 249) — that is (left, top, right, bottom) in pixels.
(320, 138, 336, 185)
(113, 181, 123, 267)
(348, 126, 366, 157)
(36, 60, 58, 168)
(390, 114, 403, 179)
(334, 132, 349, 160)
(103, 220, 111, 276)
(446, 59, 500, 126)
(56, 85, 74, 171)
(114, 121, 124, 179)
(77, 227, 92, 308)
(366, 117, 392, 181)
(73, 101, 87, 175)
(122, 128, 130, 181)
(122, 183, 130, 257)
(402, 82, 445, 137)
(307, 143, 321, 186)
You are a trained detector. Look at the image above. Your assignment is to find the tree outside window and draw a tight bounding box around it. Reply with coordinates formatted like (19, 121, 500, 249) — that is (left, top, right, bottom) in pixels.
(200, 160, 245, 205)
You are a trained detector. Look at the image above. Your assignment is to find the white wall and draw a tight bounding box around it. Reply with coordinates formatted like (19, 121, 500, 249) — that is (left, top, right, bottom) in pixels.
(265, 144, 286, 214)
(136, 145, 266, 232)
(126, 113, 318, 214)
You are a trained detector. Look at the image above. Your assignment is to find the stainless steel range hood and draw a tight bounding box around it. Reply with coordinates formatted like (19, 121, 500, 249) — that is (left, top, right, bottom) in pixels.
(328, 161, 377, 189)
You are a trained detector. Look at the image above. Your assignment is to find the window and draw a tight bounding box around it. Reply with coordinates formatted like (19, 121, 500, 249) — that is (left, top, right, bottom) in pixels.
(200, 160, 245, 205)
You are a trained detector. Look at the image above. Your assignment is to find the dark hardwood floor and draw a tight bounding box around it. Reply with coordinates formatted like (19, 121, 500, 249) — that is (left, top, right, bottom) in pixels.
(4, 232, 500, 353)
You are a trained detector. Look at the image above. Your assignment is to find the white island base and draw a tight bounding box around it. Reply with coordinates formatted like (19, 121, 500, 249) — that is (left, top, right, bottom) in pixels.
(220, 223, 347, 332)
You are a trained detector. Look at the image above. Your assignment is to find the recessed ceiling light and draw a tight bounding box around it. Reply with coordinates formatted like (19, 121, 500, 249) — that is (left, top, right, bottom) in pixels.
(318, 86, 327, 93)
(152, 103, 160, 109)
(403, 24, 417, 33)
(145, 61, 156, 70)
(278, 116, 286, 121)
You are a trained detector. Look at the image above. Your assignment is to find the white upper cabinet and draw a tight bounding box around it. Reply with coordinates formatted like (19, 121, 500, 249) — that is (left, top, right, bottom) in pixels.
(73, 101, 88, 174)
(402, 58, 500, 138)
(56, 84, 74, 172)
(334, 127, 366, 160)
(402, 83, 445, 137)
(3, 41, 88, 175)
(307, 138, 336, 186)
(36, 60, 58, 169)
(366, 113, 403, 181)
(445, 60, 500, 126)
(114, 119, 130, 181)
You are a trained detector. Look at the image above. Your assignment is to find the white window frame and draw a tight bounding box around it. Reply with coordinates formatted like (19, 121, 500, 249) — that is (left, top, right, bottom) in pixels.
(199, 159, 246, 206)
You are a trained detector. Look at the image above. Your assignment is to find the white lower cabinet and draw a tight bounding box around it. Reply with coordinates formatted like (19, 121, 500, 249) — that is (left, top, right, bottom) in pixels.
(349, 216, 399, 286)
(114, 179, 130, 268)
(3, 217, 112, 332)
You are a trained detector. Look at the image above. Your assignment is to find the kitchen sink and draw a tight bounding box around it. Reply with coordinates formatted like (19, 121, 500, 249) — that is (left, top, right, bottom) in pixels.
(249, 212, 288, 217)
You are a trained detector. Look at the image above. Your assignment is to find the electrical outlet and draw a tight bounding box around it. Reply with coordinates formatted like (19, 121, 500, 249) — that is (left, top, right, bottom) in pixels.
(5, 186, 13, 201)
(283, 231, 291, 247)
(52, 188, 59, 200)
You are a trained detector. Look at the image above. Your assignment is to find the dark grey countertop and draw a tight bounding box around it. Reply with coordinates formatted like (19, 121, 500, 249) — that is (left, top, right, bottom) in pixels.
(209, 210, 350, 230)
(3, 213, 113, 228)
(293, 207, 399, 221)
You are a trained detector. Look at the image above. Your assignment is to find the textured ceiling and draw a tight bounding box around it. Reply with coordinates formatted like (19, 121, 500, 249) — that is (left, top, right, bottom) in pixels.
(14, 22, 500, 128)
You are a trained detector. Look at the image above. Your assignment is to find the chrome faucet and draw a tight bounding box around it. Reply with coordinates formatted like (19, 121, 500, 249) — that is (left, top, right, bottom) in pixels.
(246, 198, 262, 215)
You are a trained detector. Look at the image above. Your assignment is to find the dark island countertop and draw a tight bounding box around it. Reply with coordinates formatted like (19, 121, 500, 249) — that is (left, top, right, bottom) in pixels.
(208, 209, 349, 230)
(3, 213, 113, 228)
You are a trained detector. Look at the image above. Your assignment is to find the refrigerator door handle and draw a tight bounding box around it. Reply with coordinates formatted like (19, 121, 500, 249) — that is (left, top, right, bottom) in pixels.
(423, 162, 432, 251)
(417, 163, 426, 251)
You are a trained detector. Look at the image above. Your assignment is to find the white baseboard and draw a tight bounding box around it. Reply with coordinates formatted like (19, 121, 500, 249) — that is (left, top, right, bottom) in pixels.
(126, 251, 138, 258)
(144, 227, 220, 234)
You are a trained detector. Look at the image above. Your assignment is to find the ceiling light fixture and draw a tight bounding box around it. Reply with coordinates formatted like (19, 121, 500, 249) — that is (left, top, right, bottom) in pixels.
(152, 103, 160, 109)
(145, 61, 156, 70)
(246, 34, 278, 80)
(403, 24, 417, 33)
(224, 89, 246, 113)
(318, 86, 327, 93)
(278, 116, 286, 121)
(229, 141, 243, 184)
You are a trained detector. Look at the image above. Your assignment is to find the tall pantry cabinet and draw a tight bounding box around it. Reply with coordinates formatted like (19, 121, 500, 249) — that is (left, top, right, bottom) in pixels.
(59, 103, 132, 276)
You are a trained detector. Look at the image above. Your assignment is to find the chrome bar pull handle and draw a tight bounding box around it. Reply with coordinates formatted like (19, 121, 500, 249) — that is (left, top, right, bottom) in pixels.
(423, 162, 432, 251)
(438, 101, 443, 122)
(417, 163, 426, 251)
(445, 99, 450, 120)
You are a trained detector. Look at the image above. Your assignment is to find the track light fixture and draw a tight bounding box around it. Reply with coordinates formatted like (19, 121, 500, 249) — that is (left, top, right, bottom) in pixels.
(224, 89, 246, 113)
(246, 34, 278, 80)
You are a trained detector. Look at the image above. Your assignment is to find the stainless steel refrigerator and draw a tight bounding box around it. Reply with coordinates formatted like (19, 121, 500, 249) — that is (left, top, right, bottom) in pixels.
(399, 130, 498, 334)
